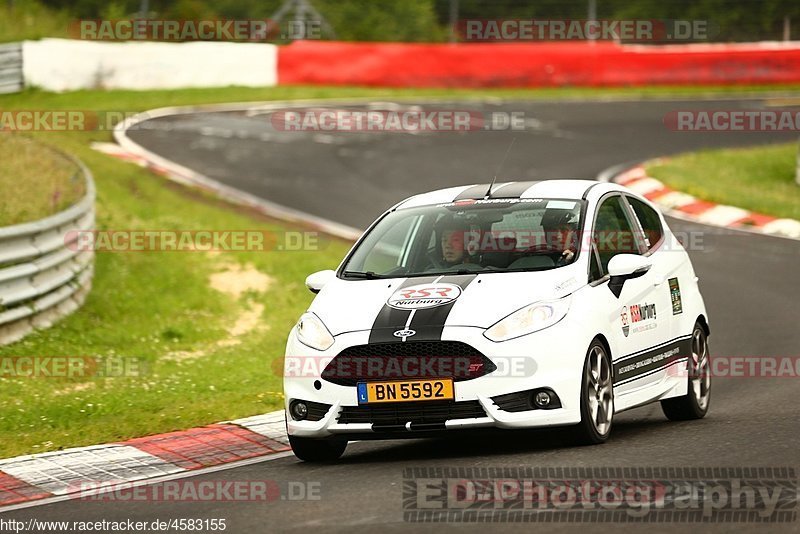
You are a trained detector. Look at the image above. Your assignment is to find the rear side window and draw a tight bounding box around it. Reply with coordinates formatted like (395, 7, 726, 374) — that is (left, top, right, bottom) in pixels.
(627, 197, 664, 251)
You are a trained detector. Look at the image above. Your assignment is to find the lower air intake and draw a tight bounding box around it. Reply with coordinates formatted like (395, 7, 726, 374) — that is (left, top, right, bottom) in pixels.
(337, 400, 486, 426)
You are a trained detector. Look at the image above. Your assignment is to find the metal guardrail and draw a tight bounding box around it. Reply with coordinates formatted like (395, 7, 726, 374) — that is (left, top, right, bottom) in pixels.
(0, 42, 23, 95)
(0, 155, 95, 345)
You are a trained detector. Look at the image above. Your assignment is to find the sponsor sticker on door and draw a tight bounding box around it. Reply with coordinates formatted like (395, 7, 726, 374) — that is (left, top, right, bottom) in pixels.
(621, 302, 657, 336)
(669, 277, 683, 315)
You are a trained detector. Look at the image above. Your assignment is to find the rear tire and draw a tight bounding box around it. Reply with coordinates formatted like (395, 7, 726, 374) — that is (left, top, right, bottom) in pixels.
(661, 323, 711, 421)
(289, 435, 347, 462)
(573, 339, 614, 445)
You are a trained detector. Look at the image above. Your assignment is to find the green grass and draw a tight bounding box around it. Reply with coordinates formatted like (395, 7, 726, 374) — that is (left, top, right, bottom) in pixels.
(0, 136, 87, 225)
(646, 142, 800, 220)
(0, 88, 365, 458)
(1, 84, 799, 458)
(5, 84, 800, 111)
(0, 2, 72, 43)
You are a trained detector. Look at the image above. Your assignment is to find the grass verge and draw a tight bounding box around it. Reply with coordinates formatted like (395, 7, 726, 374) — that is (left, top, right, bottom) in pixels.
(0, 2, 71, 43)
(0, 89, 366, 458)
(4, 84, 800, 110)
(646, 142, 800, 221)
(0, 135, 86, 225)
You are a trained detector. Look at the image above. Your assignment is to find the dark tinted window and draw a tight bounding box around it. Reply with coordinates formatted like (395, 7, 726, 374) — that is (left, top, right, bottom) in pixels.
(589, 245, 603, 282)
(593, 196, 640, 273)
(627, 197, 664, 251)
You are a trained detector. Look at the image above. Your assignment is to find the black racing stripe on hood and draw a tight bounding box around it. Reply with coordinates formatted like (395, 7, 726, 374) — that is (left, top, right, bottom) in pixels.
(406, 274, 477, 342)
(367, 276, 438, 344)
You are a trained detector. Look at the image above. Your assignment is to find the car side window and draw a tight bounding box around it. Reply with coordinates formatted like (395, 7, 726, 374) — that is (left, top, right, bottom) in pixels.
(589, 244, 603, 282)
(627, 196, 664, 252)
(593, 196, 641, 274)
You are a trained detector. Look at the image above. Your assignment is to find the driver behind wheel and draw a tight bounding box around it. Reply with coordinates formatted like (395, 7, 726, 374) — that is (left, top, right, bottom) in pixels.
(429, 215, 481, 271)
(541, 210, 579, 265)
(441, 226, 465, 265)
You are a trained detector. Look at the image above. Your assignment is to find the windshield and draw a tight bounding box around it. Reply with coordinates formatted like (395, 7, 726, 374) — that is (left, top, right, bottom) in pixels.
(340, 197, 585, 279)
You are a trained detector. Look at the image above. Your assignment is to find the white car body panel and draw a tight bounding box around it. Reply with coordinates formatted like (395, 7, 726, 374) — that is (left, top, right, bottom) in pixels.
(311, 265, 585, 335)
(284, 180, 709, 440)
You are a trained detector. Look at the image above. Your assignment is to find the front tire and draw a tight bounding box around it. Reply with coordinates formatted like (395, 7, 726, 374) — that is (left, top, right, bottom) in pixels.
(289, 435, 347, 462)
(573, 339, 614, 445)
(661, 323, 711, 421)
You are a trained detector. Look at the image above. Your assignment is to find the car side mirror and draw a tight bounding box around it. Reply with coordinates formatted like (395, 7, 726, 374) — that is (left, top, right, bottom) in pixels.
(305, 270, 336, 294)
(607, 254, 651, 298)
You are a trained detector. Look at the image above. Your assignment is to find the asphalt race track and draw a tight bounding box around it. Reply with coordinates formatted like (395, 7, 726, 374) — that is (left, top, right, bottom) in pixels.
(9, 98, 800, 532)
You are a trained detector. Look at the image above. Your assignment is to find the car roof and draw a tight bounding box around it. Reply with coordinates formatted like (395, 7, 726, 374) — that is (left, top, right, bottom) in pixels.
(395, 179, 619, 210)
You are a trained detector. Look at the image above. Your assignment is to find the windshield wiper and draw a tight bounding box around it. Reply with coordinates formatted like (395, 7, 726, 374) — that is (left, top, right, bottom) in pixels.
(342, 270, 385, 279)
(412, 268, 484, 277)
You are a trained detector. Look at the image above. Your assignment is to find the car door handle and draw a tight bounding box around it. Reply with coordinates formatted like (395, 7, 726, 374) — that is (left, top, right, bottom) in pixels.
(653, 275, 666, 287)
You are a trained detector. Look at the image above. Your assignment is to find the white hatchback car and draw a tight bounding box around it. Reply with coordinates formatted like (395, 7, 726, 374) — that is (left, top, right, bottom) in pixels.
(284, 180, 711, 461)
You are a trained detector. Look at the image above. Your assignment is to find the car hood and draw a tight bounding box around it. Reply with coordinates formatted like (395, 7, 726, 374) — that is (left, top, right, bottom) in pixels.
(308, 267, 584, 337)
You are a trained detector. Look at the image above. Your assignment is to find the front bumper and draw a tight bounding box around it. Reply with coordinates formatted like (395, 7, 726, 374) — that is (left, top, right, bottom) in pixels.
(284, 323, 589, 439)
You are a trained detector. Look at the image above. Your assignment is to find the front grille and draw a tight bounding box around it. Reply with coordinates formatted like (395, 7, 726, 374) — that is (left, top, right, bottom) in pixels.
(322, 341, 496, 387)
(337, 400, 486, 426)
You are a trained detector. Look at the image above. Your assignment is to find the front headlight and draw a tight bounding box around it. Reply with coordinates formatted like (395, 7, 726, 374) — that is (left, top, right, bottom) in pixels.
(483, 296, 571, 342)
(296, 312, 334, 351)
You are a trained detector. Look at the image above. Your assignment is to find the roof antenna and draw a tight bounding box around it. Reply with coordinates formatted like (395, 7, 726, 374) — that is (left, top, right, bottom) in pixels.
(485, 137, 516, 199)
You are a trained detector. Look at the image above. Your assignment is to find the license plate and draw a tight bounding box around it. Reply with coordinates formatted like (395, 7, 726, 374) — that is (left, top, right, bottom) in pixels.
(357, 379, 454, 404)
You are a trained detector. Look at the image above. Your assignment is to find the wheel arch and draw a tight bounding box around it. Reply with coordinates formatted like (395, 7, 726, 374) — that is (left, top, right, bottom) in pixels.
(697, 314, 710, 337)
(592, 333, 613, 378)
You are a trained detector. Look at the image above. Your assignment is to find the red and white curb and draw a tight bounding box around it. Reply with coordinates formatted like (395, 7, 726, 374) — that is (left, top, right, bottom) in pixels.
(613, 165, 800, 240)
(0, 410, 288, 509)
